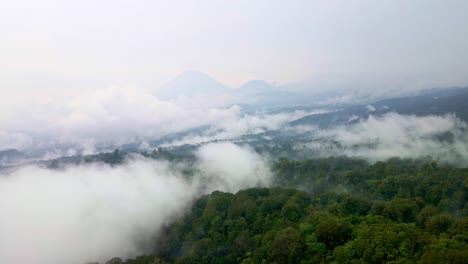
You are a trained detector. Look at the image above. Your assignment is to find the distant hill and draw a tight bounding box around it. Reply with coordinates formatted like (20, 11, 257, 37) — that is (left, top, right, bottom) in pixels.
(232, 80, 310, 107)
(155, 71, 313, 107)
(291, 87, 468, 127)
(0, 149, 27, 165)
(125, 158, 468, 264)
(155, 71, 230, 100)
(237, 80, 276, 94)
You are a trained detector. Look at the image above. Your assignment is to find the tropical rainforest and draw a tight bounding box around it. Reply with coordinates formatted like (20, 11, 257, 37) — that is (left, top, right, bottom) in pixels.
(113, 156, 468, 264)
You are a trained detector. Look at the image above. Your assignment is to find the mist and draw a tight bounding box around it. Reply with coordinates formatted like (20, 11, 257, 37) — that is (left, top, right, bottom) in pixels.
(1, 1, 467, 263)
(0, 85, 326, 159)
(0, 142, 272, 264)
(299, 113, 468, 165)
(0, 87, 232, 153)
(162, 109, 329, 147)
(196, 142, 271, 193)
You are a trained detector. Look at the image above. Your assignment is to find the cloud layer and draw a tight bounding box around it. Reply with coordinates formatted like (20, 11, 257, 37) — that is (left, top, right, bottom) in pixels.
(0, 88, 230, 152)
(299, 113, 468, 165)
(0, 142, 272, 264)
(0, 86, 324, 159)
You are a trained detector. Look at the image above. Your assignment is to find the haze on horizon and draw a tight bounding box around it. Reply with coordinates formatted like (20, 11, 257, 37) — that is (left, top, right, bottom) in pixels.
(1, 0, 468, 156)
(1, 0, 468, 94)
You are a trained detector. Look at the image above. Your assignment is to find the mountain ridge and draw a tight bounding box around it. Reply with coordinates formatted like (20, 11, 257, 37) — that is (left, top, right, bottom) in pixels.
(155, 71, 230, 99)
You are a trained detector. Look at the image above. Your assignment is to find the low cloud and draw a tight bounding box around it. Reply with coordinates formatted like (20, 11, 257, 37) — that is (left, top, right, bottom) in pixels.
(162, 109, 329, 147)
(0, 86, 326, 159)
(196, 142, 271, 193)
(365, 104, 376, 112)
(0, 87, 231, 154)
(300, 113, 468, 165)
(0, 142, 271, 264)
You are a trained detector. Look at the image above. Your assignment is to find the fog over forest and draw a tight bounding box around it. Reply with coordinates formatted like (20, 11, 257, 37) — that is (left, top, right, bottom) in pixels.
(0, 143, 272, 263)
(1, 1, 467, 263)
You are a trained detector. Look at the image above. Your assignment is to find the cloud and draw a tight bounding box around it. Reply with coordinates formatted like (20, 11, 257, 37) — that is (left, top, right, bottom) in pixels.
(196, 142, 272, 193)
(0, 87, 241, 154)
(162, 109, 329, 147)
(0, 142, 271, 264)
(365, 104, 376, 112)
(0, 85, 328, 160)
(300, 113, 468, 165)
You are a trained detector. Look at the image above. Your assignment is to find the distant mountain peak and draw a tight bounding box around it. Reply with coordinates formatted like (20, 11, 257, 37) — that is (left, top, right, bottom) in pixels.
(239, 80, 273, 89)
(155, 71, 230, 99)
(237, 80, 276, 95)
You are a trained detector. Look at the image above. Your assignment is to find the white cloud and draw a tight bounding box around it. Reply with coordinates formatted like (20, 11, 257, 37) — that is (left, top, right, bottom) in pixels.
(0, 142, 271, 264)
(0, 87, 239, 154)
(365, 104, 376, 112)
(162, 109, 329, 147)
(0, 84, 331, 158)
(308, 113, 468, 165)
(196, 142, 272, 193)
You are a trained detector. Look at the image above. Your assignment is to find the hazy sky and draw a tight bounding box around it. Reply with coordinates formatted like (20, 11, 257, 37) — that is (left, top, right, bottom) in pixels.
(1, 0, 468, 91)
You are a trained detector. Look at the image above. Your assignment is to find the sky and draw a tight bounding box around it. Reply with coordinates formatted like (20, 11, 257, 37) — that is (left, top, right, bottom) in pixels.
(1, 0, 468, 153)
(1, 0, 468, 93)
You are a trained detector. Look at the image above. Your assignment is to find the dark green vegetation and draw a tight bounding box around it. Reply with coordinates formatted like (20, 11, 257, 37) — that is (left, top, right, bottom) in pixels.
(43, 148, 195, 169)
(124, 158, 468, 264)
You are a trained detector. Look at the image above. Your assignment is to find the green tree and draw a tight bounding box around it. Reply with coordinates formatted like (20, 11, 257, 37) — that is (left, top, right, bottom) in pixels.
(270, 227, 303, 264)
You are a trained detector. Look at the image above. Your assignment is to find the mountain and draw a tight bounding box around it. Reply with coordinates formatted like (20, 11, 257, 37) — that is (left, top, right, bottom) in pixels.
(237, 80, 276, 94)
(155, 71, 230, 100)
(155, 72, 312, 107)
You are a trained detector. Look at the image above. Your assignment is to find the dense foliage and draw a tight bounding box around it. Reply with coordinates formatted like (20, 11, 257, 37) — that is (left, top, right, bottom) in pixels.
(122, 158, 468, 264)
(44, 148, 195, 168)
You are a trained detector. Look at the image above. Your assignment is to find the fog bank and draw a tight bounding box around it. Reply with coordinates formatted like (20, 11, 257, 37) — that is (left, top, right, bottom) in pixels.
(299, 113, 468, 165)
(0, 143, 271, 264)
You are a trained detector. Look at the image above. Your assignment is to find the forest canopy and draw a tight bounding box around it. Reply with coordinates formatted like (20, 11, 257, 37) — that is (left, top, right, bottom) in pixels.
(121, 157, 468, 264)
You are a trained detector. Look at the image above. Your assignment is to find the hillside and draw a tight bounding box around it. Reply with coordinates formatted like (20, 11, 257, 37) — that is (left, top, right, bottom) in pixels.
(0, 149, 27, 165)
(291, 87, 468, 127)
(120, 158, 468, 264)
